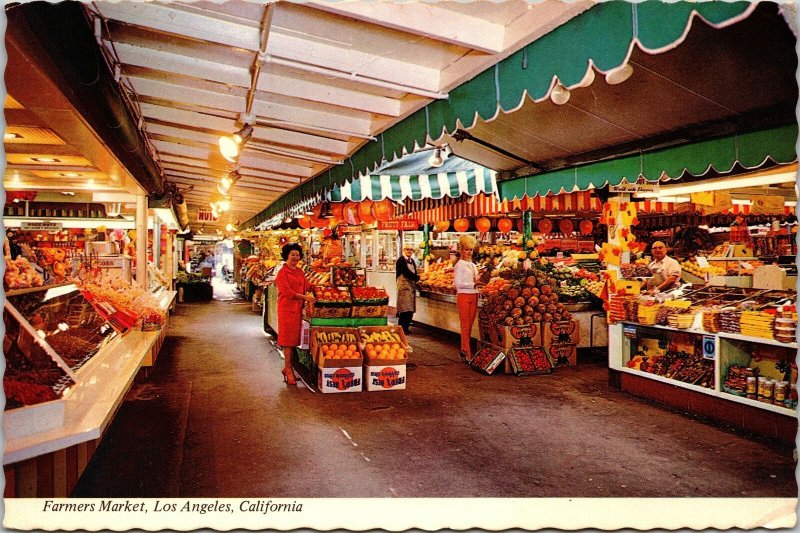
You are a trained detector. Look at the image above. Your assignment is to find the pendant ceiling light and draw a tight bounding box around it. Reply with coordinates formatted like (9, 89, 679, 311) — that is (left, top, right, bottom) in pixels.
(428, 147, 444, 168)
(218, 170, 241, 195)
(219, 124, 254, 163)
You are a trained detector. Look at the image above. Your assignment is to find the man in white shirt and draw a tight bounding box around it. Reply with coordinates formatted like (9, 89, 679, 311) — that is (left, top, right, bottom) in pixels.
(647, 241, 682, 294)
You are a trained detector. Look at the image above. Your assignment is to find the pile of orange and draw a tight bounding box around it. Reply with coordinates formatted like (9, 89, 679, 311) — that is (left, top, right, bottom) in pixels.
(364, 342, 406, 360)
(320, 343, 360, 359)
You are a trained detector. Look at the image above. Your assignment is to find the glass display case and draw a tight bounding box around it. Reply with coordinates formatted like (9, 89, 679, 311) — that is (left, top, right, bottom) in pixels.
(6, 284, 118, 375)
(375, 231, 398, 272)
(341, 233, 362, 266)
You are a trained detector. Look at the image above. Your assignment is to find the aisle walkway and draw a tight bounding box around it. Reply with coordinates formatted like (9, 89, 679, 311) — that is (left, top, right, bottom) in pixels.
(73, 297, 797, 498)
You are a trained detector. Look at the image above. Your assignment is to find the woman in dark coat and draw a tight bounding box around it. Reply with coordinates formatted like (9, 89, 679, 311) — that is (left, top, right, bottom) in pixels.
(395, 244, 420, 333)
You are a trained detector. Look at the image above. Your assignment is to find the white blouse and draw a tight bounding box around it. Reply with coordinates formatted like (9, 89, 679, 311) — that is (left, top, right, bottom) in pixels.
(453, 260, 480, 294)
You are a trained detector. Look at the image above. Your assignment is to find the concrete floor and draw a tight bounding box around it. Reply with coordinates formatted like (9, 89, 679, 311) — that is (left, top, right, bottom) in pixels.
(73, 289, 797, 498)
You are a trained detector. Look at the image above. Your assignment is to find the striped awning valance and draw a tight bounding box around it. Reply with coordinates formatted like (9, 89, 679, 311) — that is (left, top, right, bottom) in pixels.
(331, 167, 498, 203)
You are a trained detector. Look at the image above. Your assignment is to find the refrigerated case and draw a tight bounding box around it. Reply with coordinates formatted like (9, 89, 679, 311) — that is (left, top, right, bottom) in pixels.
(360, 228, 399, 307)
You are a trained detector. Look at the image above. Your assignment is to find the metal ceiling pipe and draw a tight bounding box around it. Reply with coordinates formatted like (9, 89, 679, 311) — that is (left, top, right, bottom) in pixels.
(245, 3, 275, 117)
(5, 2, 166, 197)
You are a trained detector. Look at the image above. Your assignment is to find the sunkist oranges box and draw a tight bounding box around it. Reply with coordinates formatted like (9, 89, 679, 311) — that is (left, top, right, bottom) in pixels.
(310, 326, 363, 366)
(364, 364, 407, 391)
(358, 325, 409, 391)
(357, 325, 410, 364)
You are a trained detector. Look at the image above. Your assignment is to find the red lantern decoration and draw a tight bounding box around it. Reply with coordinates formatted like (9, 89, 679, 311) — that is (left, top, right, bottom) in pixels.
(475, 217, 491, 233)
(497, 217, 513, 233)
(434, 220, 450, 233)
(359, 200, 375, 224)
(453, 217, 470, 233)
(343, 202, 361, 225)
(371, 198, 394, 222)
(328, 216, 342, 229)
(298, 216, 313, 229)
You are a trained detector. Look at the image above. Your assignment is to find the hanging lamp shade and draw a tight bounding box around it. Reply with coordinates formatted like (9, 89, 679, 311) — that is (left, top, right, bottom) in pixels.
(371, 199, 394, 222)
(343, 202, 361, 225)
(497, 218, 513, 233)
(434, 220, 450, 233)
(358, 200, 375, 224)
(475, 217, 491, 233)
(219, 124, 253, 163)
(330, 202, 345, 219)
(453, 218, 470, 233)
(298, 216, 314, 229)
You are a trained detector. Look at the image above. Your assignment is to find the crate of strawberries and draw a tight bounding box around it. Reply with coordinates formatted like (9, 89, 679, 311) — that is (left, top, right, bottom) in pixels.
(350, 286, 389, 317)
(307, 286, 352, 318)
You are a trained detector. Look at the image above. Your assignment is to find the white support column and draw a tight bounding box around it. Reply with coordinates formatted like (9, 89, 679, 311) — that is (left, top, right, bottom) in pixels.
(164, 230, 174, 284)
(153, 220, 161, 270)
(136, 192, 148, 289)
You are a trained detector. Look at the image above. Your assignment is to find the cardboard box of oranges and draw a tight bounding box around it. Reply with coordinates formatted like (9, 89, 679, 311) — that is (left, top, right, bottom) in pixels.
(310, 327, 364, 367)
(357, 325, 410, 365)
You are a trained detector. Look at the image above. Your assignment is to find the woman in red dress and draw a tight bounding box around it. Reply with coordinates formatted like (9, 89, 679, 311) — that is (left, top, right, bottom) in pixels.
(275, 243, 315, 385)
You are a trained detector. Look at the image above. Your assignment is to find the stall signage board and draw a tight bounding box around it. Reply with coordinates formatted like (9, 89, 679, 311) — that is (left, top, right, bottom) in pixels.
(377, 219, 419, 231)
(338, 226, 362, 234)
(21, 221, 63, 231)
(609, 182, 659, 193)
(197, 209, 219, 222)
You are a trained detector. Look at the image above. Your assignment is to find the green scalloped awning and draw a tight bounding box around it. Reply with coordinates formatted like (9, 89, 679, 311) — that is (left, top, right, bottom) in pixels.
(499, 125, 798, 200)
(242, 1, 759, 229)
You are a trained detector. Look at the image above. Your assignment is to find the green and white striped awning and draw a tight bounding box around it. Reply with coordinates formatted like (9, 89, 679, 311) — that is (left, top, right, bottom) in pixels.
(331, 168, 497, 203)
(331, 150, 497, 202)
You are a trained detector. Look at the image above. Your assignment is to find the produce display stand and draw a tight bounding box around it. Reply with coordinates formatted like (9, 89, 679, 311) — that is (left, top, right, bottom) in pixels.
(3, 285, 174, 497)
(289, 270, 407, 393)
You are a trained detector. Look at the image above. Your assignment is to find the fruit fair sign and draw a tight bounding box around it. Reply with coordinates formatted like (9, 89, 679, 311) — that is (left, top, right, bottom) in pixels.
(197, 208, 219, 222)
(377, 219, 419, 231)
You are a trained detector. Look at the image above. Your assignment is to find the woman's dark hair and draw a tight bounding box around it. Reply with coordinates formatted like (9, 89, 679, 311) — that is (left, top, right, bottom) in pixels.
(281, 243, 304, 261)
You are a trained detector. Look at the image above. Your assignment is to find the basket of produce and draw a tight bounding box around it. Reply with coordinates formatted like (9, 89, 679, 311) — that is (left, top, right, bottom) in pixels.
(350, 286, 389, 318)
(310, 327, 362, 366)
(307, 286, 352, 318)
(506, 345, 552, 375)
(331, 266, 365, 286)
(358, 325, 410, 363)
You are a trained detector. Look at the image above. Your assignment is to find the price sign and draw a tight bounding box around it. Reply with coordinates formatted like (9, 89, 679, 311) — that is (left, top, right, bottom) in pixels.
(623, 325, 637, 339)
(702, 335, 716, 360)
(696, 256, 710, 268)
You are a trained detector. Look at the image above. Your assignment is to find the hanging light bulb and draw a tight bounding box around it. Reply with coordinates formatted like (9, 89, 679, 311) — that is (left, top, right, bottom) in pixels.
(428, 147, 444, 168)
(605, 63, 634, 85)
(218, 170, 241, 195)
(550, 82, 571, 105)
(217, 195, 231, 212)
(284, 216, 292, 224)
(219, 124, 254, 163)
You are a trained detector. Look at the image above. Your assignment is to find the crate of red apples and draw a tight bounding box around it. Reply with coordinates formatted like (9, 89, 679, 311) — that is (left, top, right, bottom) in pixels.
(350, 286, 389, 317)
